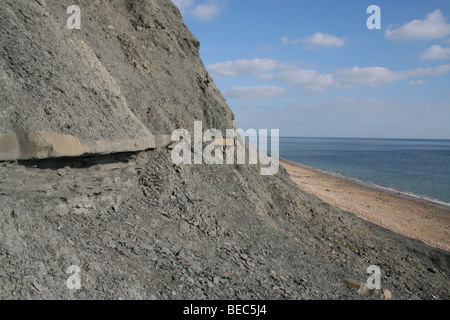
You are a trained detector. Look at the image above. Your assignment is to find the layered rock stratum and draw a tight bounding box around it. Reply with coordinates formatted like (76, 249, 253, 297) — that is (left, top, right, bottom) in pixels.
(0, 0, 449, 300)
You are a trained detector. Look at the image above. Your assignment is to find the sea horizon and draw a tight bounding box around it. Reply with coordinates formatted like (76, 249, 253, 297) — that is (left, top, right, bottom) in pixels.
(277, 137, 450, 208)
(279, 136, 450, 141)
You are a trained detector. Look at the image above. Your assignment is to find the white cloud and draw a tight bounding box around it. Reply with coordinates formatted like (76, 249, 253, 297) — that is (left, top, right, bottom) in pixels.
(334, 65, 450, 88)
(420, 45, 450, 60)
(272, 66, 401, 91)
(207, 58, 279, 78)
(277, 69, 334, 91)
(386, 10, 450, 41)
(408, 80, 427, 86)
(282, 33, 346, 48)
(171, 0, 195, 12)
(273, 64, 450, 91)
(281, 36, 301, 45)
(190, 3, 221, 21)
(404, 64, 450, 77)
(334, 66, 404, 88)
(301, 32, 346, 48)
(207, 57, 450, 91)
(225, 86, 287, 99)
(171, 0, 222, 21)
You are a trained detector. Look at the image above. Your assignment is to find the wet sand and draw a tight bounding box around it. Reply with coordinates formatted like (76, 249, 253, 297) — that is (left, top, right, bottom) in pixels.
(280, 159, 450, 252)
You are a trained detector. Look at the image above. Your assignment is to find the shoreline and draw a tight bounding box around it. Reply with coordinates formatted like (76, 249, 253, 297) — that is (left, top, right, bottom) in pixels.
(280, 158, 450, 252)
(285, 159, 450, 211)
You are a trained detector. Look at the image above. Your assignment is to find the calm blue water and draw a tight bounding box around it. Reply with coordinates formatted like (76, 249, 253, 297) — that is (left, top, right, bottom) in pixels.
(279, 137, 450, 205)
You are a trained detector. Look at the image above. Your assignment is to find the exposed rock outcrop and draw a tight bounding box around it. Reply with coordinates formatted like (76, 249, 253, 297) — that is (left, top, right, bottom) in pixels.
(1, 0, 233, 160)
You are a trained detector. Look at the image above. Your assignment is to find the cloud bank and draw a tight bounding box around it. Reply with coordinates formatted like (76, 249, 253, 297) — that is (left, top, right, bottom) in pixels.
(207, 58, 450, 92)
(207, 58, 279, 78)
(386, 10, 450, 41)
(420, 45, 450, 60)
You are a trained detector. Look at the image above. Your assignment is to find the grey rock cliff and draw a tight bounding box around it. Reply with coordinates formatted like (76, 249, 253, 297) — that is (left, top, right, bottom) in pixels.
(1, 0, 234, 160)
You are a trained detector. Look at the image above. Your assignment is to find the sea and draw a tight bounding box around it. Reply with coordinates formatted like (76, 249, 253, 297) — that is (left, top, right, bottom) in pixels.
(277, 137, 450, 208)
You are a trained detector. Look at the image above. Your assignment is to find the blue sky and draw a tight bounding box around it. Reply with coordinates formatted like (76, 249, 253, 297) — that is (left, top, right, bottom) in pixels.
(172, 0, 450, 139)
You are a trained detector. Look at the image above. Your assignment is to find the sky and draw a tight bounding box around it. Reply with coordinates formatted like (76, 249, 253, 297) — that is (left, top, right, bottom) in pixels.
(171, 0, 450, 139)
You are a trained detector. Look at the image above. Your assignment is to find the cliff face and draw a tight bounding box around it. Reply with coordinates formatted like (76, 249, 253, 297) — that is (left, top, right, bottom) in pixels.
(1, 0, 234, 160)
(0, 0, 449, 300)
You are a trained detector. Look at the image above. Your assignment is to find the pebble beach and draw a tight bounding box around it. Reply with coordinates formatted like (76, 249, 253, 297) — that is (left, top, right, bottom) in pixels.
(280, 159, 450, 252)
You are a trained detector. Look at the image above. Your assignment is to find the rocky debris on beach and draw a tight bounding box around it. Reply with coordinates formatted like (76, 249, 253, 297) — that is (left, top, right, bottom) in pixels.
(0, 0, 449, 300)
(342, 279, 392, 300)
